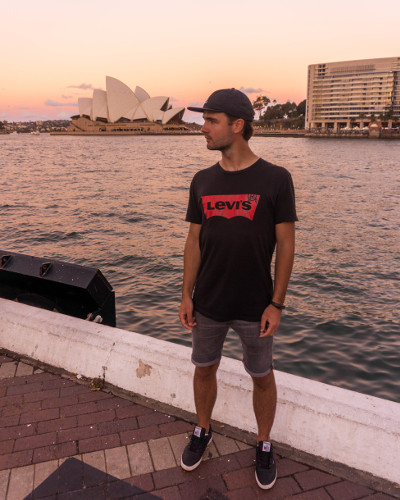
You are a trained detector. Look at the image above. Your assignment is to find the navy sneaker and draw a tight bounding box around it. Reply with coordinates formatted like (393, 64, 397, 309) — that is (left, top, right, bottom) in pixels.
(181, 425, 212, 471)
(255, 441, 277, 489)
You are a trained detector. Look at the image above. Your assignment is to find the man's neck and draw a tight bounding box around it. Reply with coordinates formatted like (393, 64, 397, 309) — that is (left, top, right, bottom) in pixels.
(219, 142, 259, 172)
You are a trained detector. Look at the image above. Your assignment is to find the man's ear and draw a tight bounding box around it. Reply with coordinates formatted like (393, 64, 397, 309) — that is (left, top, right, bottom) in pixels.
(232, 118, 245, 135)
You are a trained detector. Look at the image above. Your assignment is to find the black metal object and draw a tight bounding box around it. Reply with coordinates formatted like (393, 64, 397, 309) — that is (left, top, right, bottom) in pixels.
(0, 250, 116, 327)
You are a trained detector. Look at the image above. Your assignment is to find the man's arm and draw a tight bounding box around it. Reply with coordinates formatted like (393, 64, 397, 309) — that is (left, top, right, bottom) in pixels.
(179, 222, 202, 330)
(260, 221, 295, 338)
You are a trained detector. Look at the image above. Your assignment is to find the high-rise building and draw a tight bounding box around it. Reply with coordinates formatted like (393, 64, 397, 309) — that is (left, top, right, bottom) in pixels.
(306, 57, 400, 130)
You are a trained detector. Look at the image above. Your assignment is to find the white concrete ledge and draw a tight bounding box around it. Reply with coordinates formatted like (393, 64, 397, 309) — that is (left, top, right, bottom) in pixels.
(1, 298, 399, 484)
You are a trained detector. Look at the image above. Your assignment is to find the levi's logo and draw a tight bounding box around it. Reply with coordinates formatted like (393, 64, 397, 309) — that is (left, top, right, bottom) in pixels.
(202, 194, 260, 220)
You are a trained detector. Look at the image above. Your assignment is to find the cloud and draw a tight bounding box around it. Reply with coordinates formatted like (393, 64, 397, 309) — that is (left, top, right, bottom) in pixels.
(45, 99, 77, 107)
(239, 87, 265, 95)
(62, 95, 73, 99)
(67, 83, 94, 90)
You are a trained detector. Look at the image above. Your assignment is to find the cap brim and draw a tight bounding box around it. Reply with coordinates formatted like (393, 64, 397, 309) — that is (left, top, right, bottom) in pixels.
(187, 106, 220, 113)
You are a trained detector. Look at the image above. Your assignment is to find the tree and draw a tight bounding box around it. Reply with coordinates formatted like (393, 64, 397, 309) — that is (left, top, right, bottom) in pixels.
(252, 95, 270, 120)
(0, 122, 4, 130)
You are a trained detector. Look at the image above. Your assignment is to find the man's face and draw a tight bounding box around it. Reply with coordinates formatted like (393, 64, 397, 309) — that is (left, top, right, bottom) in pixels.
(201, 112, 235, 151)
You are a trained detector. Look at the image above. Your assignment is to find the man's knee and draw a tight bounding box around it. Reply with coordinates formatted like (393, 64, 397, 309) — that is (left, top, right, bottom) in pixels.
(194, 362, 220, 380)
(252, 369, 275, 390)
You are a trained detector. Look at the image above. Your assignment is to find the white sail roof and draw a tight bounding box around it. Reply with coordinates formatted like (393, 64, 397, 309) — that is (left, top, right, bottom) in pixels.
(78, 97, 93, 117)
(78, 77, 184, 125)
(92, 89, 109, 121)
(106, 76, 140, 122)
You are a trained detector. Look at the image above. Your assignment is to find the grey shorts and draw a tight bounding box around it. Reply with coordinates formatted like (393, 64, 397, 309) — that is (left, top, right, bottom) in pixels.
(191, 311, 273, 378)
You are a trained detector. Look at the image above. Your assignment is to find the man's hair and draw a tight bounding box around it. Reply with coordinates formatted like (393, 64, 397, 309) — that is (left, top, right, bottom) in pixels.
(226, 114, 254, 141)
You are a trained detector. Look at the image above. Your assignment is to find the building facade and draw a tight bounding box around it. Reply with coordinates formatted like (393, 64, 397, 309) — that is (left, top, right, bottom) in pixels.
(306, 57, 400, 130)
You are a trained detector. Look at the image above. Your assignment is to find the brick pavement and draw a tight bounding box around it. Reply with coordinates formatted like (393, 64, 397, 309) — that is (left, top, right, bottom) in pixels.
(0, 354, 398, 499)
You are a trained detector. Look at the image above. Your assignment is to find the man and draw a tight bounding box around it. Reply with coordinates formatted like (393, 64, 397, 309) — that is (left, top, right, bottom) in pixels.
(179, 88, 297, 490)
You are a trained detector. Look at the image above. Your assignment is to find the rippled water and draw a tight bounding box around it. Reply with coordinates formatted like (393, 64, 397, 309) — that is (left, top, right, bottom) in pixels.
(1, 134, 399, 402)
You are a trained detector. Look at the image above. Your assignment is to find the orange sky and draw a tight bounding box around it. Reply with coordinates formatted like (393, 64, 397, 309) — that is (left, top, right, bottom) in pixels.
(1, 0, 399, 122)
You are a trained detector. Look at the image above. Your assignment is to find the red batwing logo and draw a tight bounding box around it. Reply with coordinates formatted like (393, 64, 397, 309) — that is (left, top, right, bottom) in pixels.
(202, 194, 260, 220)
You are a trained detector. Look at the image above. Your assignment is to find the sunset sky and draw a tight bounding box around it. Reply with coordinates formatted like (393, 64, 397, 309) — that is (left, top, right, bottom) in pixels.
(1, 0, 399, 123)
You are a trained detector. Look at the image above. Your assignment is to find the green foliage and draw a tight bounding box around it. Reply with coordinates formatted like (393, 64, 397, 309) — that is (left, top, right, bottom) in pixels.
(0, 121, 4, 130)
(252, 95, 270, 119)
(260, 100, 306, 128)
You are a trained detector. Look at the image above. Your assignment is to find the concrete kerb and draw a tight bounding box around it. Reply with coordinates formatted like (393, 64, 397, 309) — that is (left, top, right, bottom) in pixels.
(1, 298, 399, 492)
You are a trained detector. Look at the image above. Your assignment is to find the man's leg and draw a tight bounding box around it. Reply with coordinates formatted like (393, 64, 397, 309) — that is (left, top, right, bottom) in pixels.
(252, 370, 277, 441)
(194, 362, 220, 432)
(252, 370, 278, 489)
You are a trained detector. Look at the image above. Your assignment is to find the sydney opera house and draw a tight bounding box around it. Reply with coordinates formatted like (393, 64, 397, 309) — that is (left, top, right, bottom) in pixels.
(67, 76, 186, 134)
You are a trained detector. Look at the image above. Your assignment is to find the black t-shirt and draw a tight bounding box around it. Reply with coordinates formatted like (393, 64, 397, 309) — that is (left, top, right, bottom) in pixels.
(186, 158, 298, 322)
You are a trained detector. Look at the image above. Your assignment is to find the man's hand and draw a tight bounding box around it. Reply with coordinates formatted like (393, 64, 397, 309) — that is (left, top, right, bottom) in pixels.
(179, 296, 197, 331)
(260, 304, 282, 337)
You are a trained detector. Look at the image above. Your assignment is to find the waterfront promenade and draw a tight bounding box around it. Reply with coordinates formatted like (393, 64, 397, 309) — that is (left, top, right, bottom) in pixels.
(1, 354, 398, 500)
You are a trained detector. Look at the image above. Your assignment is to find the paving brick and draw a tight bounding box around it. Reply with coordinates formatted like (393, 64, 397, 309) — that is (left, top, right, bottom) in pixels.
(37, 415, 77, 433)
(278, 457, 309, 477)
(120, 424, 161, 445)
(0, 422, 35, 441)
(20, 407, 59, 424)
(326, 479, 374, 500)
(0, 469, 10, 497)
(0, 439, 14, 455)
(149, 437, 176, 471)
(60, 401, 98, 418)
(226, 487, 255, 499)
(152, 466, 188, 489)
(77, 390, 113, 404)
(360, 494, 399, 500)
(137, 411, 174, 428)
(97, 416, 138, 436)
(78, 408, 116, 427)
(42, 378, 76, 391)
(105, 446, 130, 479)
(94, 396, 132, 411)
(33, 441, 77, 463)
(33, 459, 58, 489)
(295, 469, 341, 491)
(159, 420, 194, 438)
(14, 431, 57, 452)
(0, 393, 23, 409)
(288, 487, 332, 500)
(116, 403, 154, 419)
(82, 450, 106, 472)
(0, 386, 6, 398)
(57, 425, 101, 444)
(79, 433, 120, 454)
(7, 464, 34, 500)
(233, 447, 255, 469)
(7, 381, 43, 396)
(168, 432, 190, 464)
(179, 474, 227, 500)
(191, 454, 242, 478)
(41, 394, 79, 409)
(0, 414, 19, 428)
(127, 441, 154, 476)
(213, 433, 240, 456)
(0, 449, 33, 470)
(123, 472, 154, 492)
(152, 485, 181, 500)
(59, 384, 91, 397)
(0, 361, 17, 379)
(223, 465, 254, 490)
(235, 440, 252, 451)
(15, 362, 34, 377)
(23, 388, 60, 403)
(3, 400, 41, 417)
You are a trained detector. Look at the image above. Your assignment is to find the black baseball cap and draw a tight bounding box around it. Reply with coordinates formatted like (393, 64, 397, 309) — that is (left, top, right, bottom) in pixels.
(187, 88, 255, 122)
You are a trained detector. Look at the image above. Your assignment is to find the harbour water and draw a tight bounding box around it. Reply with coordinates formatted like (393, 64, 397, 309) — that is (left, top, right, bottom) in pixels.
(1, 134, 399, 402)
